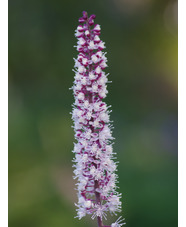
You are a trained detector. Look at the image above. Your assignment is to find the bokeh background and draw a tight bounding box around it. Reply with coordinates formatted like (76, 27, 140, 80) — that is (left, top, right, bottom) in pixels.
(8, 0, 178, 227)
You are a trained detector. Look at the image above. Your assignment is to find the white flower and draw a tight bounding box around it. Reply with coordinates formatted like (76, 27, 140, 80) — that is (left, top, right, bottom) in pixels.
(88, 41, 95, 50)
(99, 89, 107, 98)
(95, 66, 102, 74)
(82, 154, 88, 162)
(85, 129, 92, 139)
(77, 92, 85, 100)
(99, 125, 112, 141)
(96, 51, 102, 57)
(76, 109, 83, 117)
(74, 83, 82, 90)
(100, 102, 107, 111)
(78, 117, 86, 124)
(93, 102, 101, 111)
(91, 54, 98, 63)
(93, 119, 100, 128)
(109, 195, 120, 205)
(74, 121, 82, 130)
(98, 76, 108, 85)
(91, 143, 98, 154)
(99, 112, 109, 122)
(94, 24, 101, 31)
(84, 200, 92, 208)
(78, 65, 86, 73)
(82, 58, 88, 65)
(106, 145, 113, 154)
(107, 194, 122, 213)
(95, 171, 102, 180)
(78, 196, 85, 204)
(91, 205, 107, 220)
(89, 72, 96, 80)
(111, 217, 125, 227)
(86, 111, 92, 120)
(81, 77, 87, 85)
(98, 41, 105, 49)
(92, 83, 98, 92)
(73, 143, 81, 153)
(80, 139, 88, 148)
(100, 61, 108, 68)
(78, 177, 88, 190)
(75, 30, 83, 37)
(77, 25, 84, 32)
(94, 35, 100, 42)
(75, 72, 81, 80)
(90, 166, 96, 176)
(84, 100, 89, 108)
(77, 207, 86, 219)
(95, 149, 102, 158)
(78, 37, 86, 46)
(85, 30, 90, 36)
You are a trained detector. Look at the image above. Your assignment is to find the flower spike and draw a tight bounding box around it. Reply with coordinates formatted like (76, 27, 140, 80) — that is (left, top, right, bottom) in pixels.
(71, 11, 124, 227)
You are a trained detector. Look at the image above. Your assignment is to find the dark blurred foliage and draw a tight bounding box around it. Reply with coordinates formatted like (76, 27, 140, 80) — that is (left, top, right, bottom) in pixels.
(8, 0, 178, 227)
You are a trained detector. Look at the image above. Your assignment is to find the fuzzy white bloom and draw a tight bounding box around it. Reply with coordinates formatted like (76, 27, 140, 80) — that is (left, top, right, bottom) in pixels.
(111, 216, 126, 227)
(71, 11, 123, 226)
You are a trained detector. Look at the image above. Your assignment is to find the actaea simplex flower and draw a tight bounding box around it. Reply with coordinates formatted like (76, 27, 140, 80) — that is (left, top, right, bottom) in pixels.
(71, 11, 125, 227)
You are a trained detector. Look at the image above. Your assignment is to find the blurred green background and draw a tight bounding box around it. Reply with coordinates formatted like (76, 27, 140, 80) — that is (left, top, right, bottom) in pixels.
(8, 0, 178, 227)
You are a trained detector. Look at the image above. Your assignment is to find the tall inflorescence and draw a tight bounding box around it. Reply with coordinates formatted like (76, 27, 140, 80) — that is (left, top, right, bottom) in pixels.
(71, 11, 125, 227)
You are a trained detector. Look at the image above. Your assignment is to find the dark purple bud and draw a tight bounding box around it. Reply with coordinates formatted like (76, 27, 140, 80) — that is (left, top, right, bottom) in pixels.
(83, 24, 88, 29)
(88, 14, 96, 26)
(93, 31, 101, 36)
(79, 17, 85, 23)
(88, 18, 94, 26)
(82, 11, 88, 19)
(90, 14, 96, 19)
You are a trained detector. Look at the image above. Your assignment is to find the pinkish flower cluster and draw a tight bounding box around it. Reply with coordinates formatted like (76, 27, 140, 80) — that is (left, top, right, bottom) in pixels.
(71, 11, 124, 227)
